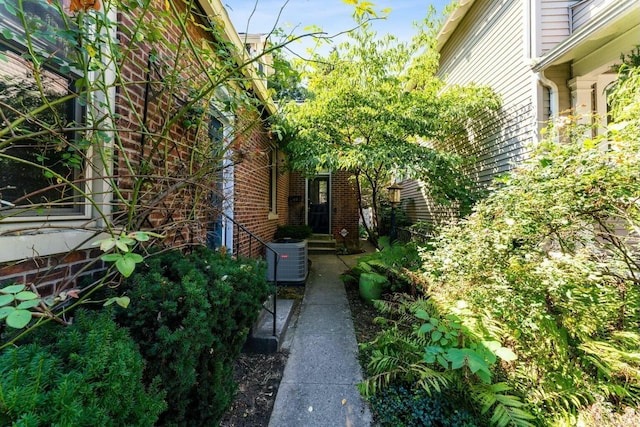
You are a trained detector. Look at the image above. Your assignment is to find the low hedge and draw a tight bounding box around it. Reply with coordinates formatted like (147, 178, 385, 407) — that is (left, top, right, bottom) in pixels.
(0, 309, 165, 426)
(114, 246, 270, 426)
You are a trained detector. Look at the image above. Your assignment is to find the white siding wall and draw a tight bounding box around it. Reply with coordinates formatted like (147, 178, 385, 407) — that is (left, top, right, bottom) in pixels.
(571, 0, 610, 32)
(540, 1, 573, 54)
(437, 0, 535, 187)
(400, 179, 459, 225)
(404, 0, 538, 225)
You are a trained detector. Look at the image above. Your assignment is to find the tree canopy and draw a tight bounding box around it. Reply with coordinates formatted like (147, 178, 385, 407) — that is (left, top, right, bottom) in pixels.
(274, 13, 499, 241)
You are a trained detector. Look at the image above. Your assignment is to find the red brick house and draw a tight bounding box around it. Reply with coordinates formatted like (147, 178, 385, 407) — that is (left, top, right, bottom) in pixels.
(288, 170, 360, 250)
(0, 0, 290, 291)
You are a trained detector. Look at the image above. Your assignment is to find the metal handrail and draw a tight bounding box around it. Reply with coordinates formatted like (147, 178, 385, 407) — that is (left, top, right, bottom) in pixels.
(217, 211, 279, 337)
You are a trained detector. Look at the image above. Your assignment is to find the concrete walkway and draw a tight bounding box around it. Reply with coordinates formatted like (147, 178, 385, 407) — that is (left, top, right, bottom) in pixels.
(268, 252, 373, 427)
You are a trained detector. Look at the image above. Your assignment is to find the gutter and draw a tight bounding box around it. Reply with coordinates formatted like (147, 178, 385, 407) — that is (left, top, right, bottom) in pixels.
(198, 0, 277, 116)
(532, 0, 639, 72)
(436, 0, 478, 52)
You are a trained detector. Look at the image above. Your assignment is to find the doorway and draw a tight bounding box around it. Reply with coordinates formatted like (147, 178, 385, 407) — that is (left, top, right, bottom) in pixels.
(307, 175, 330, 234)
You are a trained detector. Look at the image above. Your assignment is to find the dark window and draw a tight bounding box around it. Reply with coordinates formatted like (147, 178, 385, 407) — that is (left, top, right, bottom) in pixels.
(0, 0, 84, 216)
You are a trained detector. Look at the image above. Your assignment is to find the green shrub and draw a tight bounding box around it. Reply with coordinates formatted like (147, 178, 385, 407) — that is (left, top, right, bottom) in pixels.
(114, 246, 270, 426)
(342, 239, 421, 294)
(362, 65, 640, 425)
(0, 309, 165, 426)
(274, 224, 313, 240)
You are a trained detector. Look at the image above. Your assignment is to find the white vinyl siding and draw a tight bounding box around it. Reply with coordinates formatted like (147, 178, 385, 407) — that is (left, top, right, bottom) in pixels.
(400, 0, 537, 224)
(571, 0, 610, 32)
(540, 1, 573, 54)
(437, 0, 535, 187)
(400, 179, 458, 225)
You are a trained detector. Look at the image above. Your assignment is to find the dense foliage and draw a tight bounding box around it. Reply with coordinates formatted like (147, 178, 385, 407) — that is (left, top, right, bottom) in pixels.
(277, 12, 500, 245)
(274, 224, 313, 240)
(112, 247, 270, 426)
(360, 65, 640, 425)
(370, 384, 480, 427)
(0, 309, 165, 426)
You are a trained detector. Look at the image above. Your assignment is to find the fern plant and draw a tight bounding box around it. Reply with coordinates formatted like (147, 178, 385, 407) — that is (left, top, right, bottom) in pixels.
(360, 296, 535, 426)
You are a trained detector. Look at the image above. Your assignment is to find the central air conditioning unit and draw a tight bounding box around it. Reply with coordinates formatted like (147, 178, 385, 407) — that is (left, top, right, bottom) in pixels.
(266, 239, 308, 284)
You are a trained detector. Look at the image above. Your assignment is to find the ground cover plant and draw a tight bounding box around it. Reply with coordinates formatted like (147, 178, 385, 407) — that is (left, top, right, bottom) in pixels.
(359, 64, 640, 425)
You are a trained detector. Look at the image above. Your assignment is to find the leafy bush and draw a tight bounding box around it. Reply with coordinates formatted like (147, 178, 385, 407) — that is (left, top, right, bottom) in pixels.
(113, 246, 270, 426)
(359, 296, 530, 426)
(363, 65, 640, 425)
(370, 383, 481, 427)
(0, 309, 165, 426)
(342, 238, 422, 294)
(274, 224, 313, 240)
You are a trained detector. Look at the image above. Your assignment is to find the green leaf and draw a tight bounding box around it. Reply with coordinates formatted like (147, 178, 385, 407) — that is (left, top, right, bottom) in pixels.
(0, 294, 14, 306)
(104, 296, 130, 308)
(130, 231, 150, 241)
(415, 308, 429, 320)
(436, 355, 449, 370)
(6, 309, 32, 329)
(1, 284, 25, 294)
(447, 348, 466, 369)
(125, 253, 144, 263)
(116, 296, 130, 308)
(99, 238, 117, 252)
(101, 253, 122, 262)
(419, 323, 435, 333)
(431, 331, 443, 342)
(115, 239, 131, 252)
(0, 306, 15, 319)
(15, 291, 38, 301)
(116, 256, 137, 277)
(17, 299, 41, 309)
(476, 369, 492, 384)
(495, 347, 517, 362)
(466, 352, 489, 375)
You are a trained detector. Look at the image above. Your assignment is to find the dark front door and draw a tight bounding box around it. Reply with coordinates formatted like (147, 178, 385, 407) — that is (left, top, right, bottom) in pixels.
(307, 176, 330, 234)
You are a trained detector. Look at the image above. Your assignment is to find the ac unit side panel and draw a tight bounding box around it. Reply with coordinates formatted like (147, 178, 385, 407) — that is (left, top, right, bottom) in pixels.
(266, 241, 308, 282)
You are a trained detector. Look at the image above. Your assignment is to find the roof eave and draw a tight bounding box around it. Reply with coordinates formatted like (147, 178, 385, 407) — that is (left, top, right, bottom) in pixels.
(532, 0, 639, 72)
(436, 0, 478, 52)
(198, 0, 277, 116)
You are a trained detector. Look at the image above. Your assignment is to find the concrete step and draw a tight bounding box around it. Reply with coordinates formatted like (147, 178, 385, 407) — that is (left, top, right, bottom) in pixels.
(307, 240, 336, 249)
(243, 299, 295, 354)
(307, 234, 337, 254)
(310, 233, 334, 241)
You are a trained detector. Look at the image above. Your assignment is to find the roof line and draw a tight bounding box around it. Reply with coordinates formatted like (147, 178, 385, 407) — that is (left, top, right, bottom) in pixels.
(198, 0, 277, 116)
(436, 0, 478, 52)
(532, 0, 639, 71)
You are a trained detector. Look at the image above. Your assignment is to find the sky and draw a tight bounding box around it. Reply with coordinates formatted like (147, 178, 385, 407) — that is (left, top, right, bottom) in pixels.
(225, 0, 452, 57)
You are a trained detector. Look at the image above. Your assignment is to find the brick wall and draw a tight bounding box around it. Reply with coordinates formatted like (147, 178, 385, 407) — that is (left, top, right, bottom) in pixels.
(233, 112, 289, 257)
(331, 170, 360, 248)
(0, 249, 105, 294)
(0, 1, 282, 292)
(288, 170, 360, 248)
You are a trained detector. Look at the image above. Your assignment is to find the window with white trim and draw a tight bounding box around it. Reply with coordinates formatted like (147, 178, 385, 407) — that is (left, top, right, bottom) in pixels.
(0, 0, 87, 218)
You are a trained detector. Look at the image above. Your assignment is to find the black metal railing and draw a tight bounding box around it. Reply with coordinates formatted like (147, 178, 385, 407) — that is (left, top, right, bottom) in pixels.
(397, 226, 435, 244)
(209, 212, 279, 337)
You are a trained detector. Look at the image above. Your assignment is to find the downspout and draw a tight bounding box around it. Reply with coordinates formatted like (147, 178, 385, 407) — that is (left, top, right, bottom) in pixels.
(537, 70, 559, 119)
